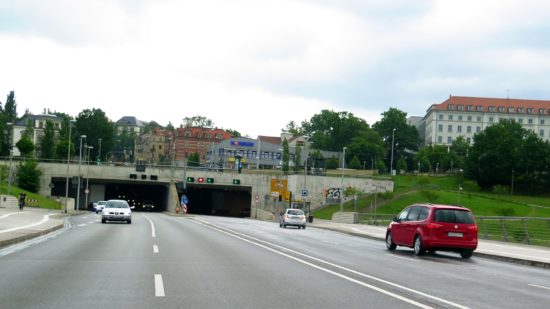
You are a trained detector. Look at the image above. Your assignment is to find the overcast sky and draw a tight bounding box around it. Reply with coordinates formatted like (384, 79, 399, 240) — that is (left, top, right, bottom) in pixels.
(2, 0, 550, 137)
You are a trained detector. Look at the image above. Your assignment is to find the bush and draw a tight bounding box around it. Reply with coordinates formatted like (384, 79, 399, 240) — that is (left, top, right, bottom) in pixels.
(462, 180, 480, 192)
(16, 160, 43, 193)
(492, 185, 510, 199)
(495, 207, 515, 217)
(379, 192, 394, 201)
(420, 190, 439, 203)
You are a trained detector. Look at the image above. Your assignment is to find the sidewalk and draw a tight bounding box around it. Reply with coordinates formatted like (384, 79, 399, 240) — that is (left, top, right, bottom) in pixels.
(0, 207, 65, 249)
(310, 218, 550, 269)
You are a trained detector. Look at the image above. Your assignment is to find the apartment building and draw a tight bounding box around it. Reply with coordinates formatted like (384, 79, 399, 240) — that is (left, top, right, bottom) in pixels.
(423, 96, 550, 146)
(11, 114, 63, 157)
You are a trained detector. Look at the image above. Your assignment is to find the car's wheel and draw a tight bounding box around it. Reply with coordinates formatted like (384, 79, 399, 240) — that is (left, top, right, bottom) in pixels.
(302, 225, 306, 230)
(127, 219, 132, 224)
(414, 235, 425, 255)
(283, 224, 286, 228)
(460, 249, 473, 259)
(386, 232, 397, 250)
(101, 218, 106, 224)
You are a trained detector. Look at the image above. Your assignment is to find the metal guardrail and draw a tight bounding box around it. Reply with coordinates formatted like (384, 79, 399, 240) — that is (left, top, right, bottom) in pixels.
(357, 213, 550, 247)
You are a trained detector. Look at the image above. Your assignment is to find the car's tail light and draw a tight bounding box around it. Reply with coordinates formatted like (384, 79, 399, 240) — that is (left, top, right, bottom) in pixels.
(467, 225, 478, 232)
(427, 223, 443, 229)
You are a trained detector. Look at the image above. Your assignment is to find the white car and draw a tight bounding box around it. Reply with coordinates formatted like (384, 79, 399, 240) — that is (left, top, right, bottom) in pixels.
(101, 199, 133, 224)
(95, 201, 107, 214)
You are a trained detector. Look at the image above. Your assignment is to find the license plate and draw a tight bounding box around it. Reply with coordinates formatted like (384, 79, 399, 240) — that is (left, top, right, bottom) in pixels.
(448, 232, 463, 237)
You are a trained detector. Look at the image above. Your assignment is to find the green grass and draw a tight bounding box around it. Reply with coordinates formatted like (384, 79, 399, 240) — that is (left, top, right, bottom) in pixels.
(0, 183, 61, 210)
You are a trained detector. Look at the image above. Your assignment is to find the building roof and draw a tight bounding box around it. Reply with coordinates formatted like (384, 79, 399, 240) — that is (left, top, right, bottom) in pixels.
(116, 116, 146, 127)
(429, 96, 550, 115)
(258, 135, 281, 145)
(14, 114, 62, 126)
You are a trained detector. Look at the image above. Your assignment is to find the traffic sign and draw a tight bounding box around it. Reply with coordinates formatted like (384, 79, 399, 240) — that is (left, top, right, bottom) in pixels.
(301, 189, 308, 197)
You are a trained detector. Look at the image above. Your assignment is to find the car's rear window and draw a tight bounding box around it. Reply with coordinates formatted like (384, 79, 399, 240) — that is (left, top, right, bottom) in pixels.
(434, 209, 474, 224)
(287, 209, 304, 216)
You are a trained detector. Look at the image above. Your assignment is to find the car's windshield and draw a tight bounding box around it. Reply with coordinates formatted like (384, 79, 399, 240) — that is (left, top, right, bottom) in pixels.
(106, 201, 129, 209)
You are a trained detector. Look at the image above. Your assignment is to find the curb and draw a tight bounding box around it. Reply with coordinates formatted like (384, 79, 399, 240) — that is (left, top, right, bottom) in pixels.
(0, 223, 65, 249)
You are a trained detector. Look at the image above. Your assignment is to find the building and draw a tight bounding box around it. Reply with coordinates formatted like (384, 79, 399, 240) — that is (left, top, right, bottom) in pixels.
(115, 116, 146, 135)
(11, 114, 63, 157)
(423, 96, 550, 146)
(171, 127, 233, 163)
(134, 128, 171, 164)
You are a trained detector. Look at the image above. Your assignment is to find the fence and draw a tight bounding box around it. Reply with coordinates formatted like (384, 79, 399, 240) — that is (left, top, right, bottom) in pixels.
(357, 213, 550, 247)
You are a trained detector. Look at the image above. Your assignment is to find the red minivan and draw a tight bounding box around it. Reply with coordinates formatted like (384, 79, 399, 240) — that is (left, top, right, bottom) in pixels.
(386, 204, 478, 259)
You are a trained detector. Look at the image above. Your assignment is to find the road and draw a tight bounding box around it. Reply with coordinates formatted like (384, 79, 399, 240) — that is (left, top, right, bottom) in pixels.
(0, 213, 549, 309)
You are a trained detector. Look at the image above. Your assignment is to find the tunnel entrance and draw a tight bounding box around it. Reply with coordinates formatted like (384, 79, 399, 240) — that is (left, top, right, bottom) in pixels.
(181, 184, 252, 217)
(50, 178, 169, 212)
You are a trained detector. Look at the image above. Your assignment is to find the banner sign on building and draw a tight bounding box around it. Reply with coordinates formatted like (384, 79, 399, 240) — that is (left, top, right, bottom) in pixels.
(230, 140, 255, 147)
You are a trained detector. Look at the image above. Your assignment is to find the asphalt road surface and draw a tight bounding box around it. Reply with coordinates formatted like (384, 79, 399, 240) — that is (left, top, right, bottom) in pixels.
(0, 213, 549, 309)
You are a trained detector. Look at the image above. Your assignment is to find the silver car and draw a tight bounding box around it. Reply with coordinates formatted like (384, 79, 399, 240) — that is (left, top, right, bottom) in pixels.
(279, 208, 306, 229)
(101, 199, 133, 224)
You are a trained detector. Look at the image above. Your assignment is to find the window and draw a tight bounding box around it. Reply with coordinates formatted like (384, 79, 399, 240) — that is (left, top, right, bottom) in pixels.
(467, 126, 472, 133)
(477, 105, 483, 112)
(541, 119, 545, 125)
(528, 108, 534, 114)
(457, 125, 462, 133)
(528, 119, 533, 125)
(467, 105, 473, 111)
(438, 114, 444, 120)
(397, 208, 410, 221)
(540, 129, 545, 137)
(458, 115, 463, 121)
(476, 126, 481, 132)
(508, 107, 515, 113)
(466, 137, 471, 144)
(518, 107, 524, 113)
(489, 117, 494, 122)
(448, 115, 453, 121)
(448, 104, 454, 110)
(437, 136, 442, 143)
(447, 136, 452, 144)
(488, 106, 495, 112)
(185, 131, 191, 137)
(540, 109, 546, 115)
(457, 105, 463, 111)
(438, 124, 443, 132)
(216, 134, 223, 139)
(498, 107, 505, 112)
(448, 125, 452, 132)
(467, 116, 472, 121)
(518, 118, 523, 124)
(477, 116, 482, 122)
(406, 207, 421, 221)
(418, 207, 429, 221)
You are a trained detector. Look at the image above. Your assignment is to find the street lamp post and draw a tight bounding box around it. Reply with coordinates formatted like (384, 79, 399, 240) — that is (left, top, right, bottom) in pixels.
(340, 146, 347, 212)
(6, 122, 13, 196)
(98, 138, 102, 164)
(76, 135, 86, 211)
(390, 128, 396, 176)
(85, 145, 93, 209)
(64, 120, 74, 213)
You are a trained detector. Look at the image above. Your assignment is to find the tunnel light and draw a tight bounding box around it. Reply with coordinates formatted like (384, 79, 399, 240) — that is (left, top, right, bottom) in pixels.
(233, 179, 240, 185)
(186, 177, 195, 183)
(198, 177, 204, 183)
(207, 177, 214, 184)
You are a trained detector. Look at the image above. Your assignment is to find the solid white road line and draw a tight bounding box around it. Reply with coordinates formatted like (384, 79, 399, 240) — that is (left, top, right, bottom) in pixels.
(143, 215, 156, 238)
(77, 224, 86, 227)
(154, 274, 165, 297)
(529, 284, 550, 291)
(0, 212, 26, 220)
(480, 249, 550, 262)
(385, 253, 419, 262)
(192, 218, 470, 309)
(153, 245, 159, 253)
(88, 221, 95, 224)
(0, 214, 55, 234)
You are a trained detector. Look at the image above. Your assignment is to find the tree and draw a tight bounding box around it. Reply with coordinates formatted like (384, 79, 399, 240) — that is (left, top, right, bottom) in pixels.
(225, 129, 241, 137)
(16, 159, 42, 193)
(282, 121, 302, 136)
(397, 157, 408, 174)
(347, 128, 385, 170)
(40, 120, 56, 160)
(187, 153, 200, 166)
(349, 156, 361, 169)
(55, 116, 75, 160)
(183, 115, 213, 128)
(16, 138, 35, 157)
(449, 136, 470, 172)
(22, 118, 34, 140)
(282, 138, 290, 174)
(372, 108, 419, 172)
(326, 156, 339, 169)
(3, 91, 17, 124)
(300, 110, 369, 151)
(75, 109, 115, 162)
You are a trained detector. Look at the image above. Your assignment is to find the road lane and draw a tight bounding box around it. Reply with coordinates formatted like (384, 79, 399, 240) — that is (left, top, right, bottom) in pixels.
(0, 213, 548, 308)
